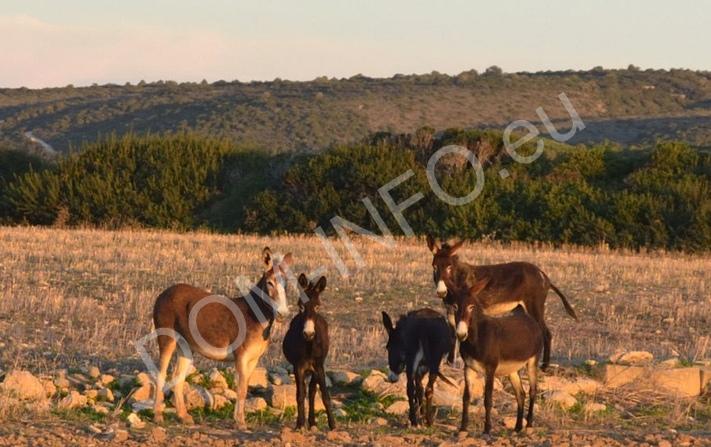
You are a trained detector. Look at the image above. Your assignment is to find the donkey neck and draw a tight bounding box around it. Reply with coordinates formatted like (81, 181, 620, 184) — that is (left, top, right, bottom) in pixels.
(241, 276, 278, 325)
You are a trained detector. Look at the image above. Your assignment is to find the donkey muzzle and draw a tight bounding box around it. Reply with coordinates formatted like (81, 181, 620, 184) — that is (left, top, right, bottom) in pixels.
(456, 321, 468, 341)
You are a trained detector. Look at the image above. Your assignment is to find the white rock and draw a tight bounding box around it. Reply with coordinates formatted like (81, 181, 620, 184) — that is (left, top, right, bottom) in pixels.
(245, 397, 268, 412)
(329, 370, 362, 386)
(126, 412, 145, 429)
(1, 370, 47, 401)
(385, 400, 409, 415)
(87, 366, 101, 379)
(548, 391, 577, 410)
(58, 390, 88, 409)
(208, 368, 229, 389)
(584, 402, 607, 413)
(609, 351, 654, 365)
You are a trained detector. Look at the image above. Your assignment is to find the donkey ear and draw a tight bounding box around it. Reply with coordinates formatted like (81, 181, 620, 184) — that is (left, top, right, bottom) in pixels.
(449, 239, 465, 254)
(426, 234, 439, 254)
(382, 311, 394, 334)
(315, 276, 327, 293)
(297, 273, 309, 289)
(281, 252, 293, 266)
(263, 247, 272, 268)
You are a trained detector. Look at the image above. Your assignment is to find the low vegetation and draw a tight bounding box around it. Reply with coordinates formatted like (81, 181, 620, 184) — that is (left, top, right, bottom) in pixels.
(2, 130, 709, 251)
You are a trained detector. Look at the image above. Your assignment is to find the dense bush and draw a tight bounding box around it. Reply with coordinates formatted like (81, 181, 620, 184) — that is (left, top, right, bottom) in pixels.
(2, 131, 710, 251)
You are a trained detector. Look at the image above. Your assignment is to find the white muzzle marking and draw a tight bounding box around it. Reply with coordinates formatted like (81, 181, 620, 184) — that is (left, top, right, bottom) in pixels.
(436, 280, 448, 297)
(275, 281, 289, 317)
(456, 321, 468, 340)
(303, 319, 315, 338)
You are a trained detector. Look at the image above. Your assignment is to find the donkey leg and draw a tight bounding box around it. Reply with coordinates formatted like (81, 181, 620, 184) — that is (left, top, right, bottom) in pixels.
(424, 371, 437, 426)
(406, 372, 418, 426)
(233, 356, 253, 429)
(526, 356, 538, 427)
(483, 369, 495, 434)
(294, 367, 306, 429)
(415, 372, 425, 420)
(308, 372, 318, 428)
(509, 372, 525, 431)
(173, 355, 194, 424)
(316, 365, 336, 430)
(460, 367, 475, 433)
(153, 336, 176, 423)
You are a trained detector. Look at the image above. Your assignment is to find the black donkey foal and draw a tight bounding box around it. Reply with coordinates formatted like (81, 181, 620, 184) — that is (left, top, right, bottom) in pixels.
(283, 274, 335, 430)
(382, 308, 454, 426)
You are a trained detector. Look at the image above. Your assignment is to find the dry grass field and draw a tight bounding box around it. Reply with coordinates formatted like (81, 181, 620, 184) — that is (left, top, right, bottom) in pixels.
(0, 226, 709, 445)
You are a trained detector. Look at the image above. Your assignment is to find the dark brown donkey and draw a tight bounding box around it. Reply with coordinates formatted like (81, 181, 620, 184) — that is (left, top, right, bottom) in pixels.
(282, 274, 336, 430)
(427, 235, 577, 370)
(152, 247, 292, 428)
(453, 278, 543, 434)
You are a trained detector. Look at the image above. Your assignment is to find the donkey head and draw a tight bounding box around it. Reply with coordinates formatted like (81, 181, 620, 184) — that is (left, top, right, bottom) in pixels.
(453, 277, 489, 342)
(261, 247, 293, 320)
(426, 235, 464, 300)
(296, 273, 327, 341)
(381, 311, 406, 383)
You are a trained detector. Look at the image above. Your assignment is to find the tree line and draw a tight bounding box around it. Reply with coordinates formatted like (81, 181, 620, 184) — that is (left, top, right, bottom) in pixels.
(1, 130, 709, 251)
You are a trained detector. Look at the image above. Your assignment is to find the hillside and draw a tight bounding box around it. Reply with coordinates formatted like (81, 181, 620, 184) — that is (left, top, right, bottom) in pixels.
(2, 67, 711, 153)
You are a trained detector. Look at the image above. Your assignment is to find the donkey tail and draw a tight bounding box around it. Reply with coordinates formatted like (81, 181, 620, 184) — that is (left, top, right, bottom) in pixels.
(437, 372, 457, 387)
(542, 271, 578, 321)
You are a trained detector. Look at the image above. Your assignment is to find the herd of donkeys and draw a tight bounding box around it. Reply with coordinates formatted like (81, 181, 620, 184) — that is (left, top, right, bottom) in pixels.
(149, 235, 578, 435)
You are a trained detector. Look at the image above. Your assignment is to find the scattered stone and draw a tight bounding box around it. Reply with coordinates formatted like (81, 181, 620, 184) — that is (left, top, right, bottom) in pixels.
(609, 351, 654, 365)
(584, 359, 598, 367)
(269, 372, 290, 386)
(114, 429, 129, 442)
(326, 430, 352, 443)
(245, 397, 268, 412)
(54, 374, 71, 391)
(99, 374, 115, 386)
(131, 382, 154, 401)
(40, 379, 57, 398)
(172, 383, 213, 411)
(249, 367, 269, 389)
(584, 402, 607, 414)
(267, 384, 324, 411)
(58, 390, 88, 409)
(150, 427, 167, 442)
(126, 412, 145, 429)
(701, 366, 711, 395)
(98, 388, 114, 402)
(334, 408, 347, 417)
(374, 417, 388, 426)
(1, 370, 47, 401)
(385, 400, 409, 415)
(361, 370, 406, 397)
(650, 367, 701, 397)
(208, 368, 229, 389)
(503, 416, 518, 429)
(222, 388, 238, 400)
(597, 364, 645, 388)
(135, 372, 153, 387)
(658, 441, 672, 447)
(548, 391, 577, 410)
(93, 404, 110, 415)
(87, 366, 101, 379)
(131, 399, 154, 412)
(329, 370, 362, 386)
(118, 374, 136, 389)
(213, 394, 230, 410)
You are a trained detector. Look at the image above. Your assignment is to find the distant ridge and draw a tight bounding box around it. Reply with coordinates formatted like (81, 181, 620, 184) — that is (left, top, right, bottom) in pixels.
(1, 67, 711, 153)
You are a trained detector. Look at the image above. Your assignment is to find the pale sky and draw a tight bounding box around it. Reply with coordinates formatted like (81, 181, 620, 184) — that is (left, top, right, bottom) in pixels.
(1, 0, 709, 88)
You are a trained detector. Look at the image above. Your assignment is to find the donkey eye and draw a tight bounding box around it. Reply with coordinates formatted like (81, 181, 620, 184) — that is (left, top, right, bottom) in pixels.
(467, 304, 475, 311)
(314, 305, 320, 311)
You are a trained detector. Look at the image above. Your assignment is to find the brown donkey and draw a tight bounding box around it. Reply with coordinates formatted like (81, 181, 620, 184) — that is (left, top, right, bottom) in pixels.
(152, 247, 292, 427)
(453, 278, 543, 434)
(282, 274, 336, 430)
(427, 235, 576, 370)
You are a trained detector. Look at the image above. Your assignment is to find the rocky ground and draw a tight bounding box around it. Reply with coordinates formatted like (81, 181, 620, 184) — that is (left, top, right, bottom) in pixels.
(0, 350, 709, 446)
